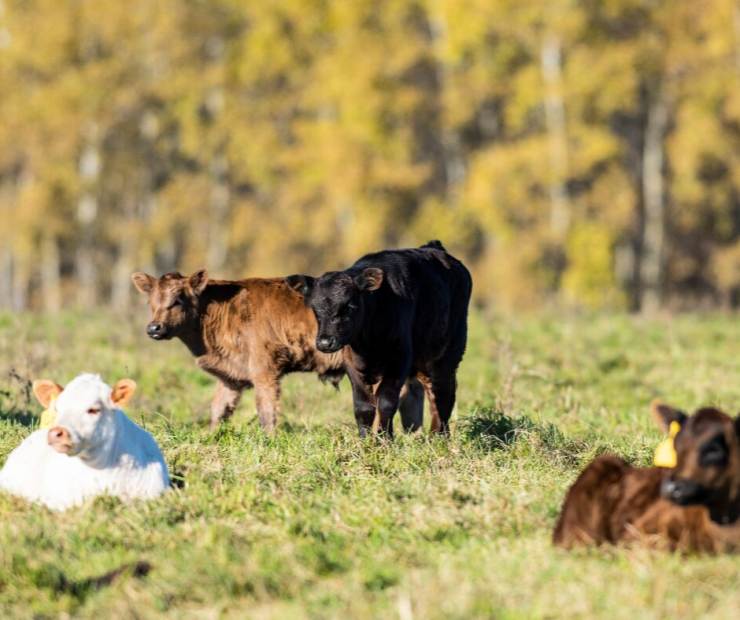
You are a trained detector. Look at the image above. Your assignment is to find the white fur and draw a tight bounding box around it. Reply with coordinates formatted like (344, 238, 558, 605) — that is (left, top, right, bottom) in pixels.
(0, 374, 170, 510)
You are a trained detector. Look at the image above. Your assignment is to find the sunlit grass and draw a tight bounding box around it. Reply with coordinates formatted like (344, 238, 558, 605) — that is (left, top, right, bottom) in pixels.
(0, 310, 739, 617)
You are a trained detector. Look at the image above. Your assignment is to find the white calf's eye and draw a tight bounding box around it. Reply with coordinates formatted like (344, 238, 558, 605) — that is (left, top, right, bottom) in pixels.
(87, 408, 100, 415)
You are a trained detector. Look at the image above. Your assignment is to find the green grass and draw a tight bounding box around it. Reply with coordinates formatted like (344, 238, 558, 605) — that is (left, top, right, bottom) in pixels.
(2, 310, 740, 617)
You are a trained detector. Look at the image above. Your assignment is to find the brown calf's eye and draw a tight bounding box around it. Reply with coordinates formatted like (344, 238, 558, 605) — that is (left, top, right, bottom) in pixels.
(87, 408, 100, 415)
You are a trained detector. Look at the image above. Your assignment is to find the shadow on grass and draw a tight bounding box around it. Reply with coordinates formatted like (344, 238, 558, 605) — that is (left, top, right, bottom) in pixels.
(16, 558, 151, 605)
(458, 407, 589, 467)
(0, 373, 37, 428)
(0, 405, 36, 428)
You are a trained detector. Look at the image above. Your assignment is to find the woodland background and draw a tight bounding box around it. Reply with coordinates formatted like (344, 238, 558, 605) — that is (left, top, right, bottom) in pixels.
(2, 0, 740, 313)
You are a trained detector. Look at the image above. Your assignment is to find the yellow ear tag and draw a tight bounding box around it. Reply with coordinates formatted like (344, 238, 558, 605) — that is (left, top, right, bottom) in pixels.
(40, 394, 58, 430)
(654, 420, 680, 468)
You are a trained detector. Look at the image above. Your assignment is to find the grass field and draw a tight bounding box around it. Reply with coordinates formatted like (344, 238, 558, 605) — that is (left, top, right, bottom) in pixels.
(2, 310, 740, 618)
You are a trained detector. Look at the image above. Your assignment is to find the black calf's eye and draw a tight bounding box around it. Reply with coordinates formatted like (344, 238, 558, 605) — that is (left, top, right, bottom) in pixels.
(87, 407, 100, 415)
(700, 435, 728, 466)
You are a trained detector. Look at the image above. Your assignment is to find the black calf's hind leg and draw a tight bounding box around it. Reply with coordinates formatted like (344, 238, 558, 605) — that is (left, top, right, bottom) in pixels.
(434, 376, 457, 434)
(424, 373, 456, 435)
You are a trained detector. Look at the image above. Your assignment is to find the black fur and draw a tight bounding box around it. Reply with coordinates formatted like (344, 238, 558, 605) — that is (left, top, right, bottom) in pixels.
(287, 240, 472, 437)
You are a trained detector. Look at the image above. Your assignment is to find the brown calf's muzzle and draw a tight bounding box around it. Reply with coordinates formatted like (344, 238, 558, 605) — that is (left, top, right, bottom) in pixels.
(146, 321, 167, 339)
(47, 426, 73, 453)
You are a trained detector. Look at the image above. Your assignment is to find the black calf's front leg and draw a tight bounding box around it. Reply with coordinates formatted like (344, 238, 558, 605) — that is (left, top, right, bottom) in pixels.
(351, 381, 377, 438)
(374, 376, 405, 438)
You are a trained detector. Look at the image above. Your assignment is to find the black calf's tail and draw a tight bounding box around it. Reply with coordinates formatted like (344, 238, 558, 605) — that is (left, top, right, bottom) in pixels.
(421, 240, 446, 251)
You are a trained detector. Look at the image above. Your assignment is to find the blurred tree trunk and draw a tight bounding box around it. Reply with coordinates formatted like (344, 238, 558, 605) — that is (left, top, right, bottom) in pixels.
(11, 254, 29, 312)
(0, 245, 11, 310)
(76, 121, 100, 308)
(208, 148, 230, 271)
(204, 34, 230, 272)
(40, 229, 61, 313)
(112, 199, 137, 307)
(427, 0, 465, 204)
(639, 86, 670, 314)
(541, 34, 570, 239)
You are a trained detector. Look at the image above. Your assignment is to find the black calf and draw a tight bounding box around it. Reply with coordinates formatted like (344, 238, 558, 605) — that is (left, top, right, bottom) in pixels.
(287, 240, 472, 438)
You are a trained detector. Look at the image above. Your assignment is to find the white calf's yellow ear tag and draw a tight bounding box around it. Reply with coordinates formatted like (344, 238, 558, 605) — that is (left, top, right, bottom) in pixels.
(654, 420, 680, 468)
(39, 394, 57, 430)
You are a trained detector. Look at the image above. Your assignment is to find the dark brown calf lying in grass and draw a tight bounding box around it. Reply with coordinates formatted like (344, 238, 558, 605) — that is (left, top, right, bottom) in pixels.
(553, 402, 740, 552)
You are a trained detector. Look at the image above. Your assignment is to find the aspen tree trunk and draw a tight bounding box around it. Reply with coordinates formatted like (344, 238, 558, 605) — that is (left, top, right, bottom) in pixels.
(639, 89, 670, 315)
(201, 33, 230, 272)
(733, 2, 740, 71)
(541, 34, 570, 239)
(427, 0, 465, 204)
(76, 121, 100, 308)
(40, 229, 61, 313)
(11, 255, 29, 312)
(111, 111, 158, 307)
(208, 149, 230, 271)
(111, 199, 138, 307)
(0, 245, 11, 310)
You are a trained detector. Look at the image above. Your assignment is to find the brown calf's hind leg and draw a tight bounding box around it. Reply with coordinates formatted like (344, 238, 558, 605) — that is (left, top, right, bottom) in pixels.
(210, 380, 243, 429)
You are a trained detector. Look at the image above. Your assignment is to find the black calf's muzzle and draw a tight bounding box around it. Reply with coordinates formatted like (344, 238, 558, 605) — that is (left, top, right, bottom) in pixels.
(316, 336, 341, 353)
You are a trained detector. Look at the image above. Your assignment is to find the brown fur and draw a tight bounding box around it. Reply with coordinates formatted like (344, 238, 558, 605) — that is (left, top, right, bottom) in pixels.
(132, 270, 423, 434)
(553, 403, 740, 552)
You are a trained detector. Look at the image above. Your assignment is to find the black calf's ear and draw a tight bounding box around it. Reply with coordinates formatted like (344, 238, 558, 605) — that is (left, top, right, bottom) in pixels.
(355, 267, 383, 291)
(285, 275, 314, 297)
(651, 400, 688, 434)
(188, 269, 209, 295)
(131, 272, 156, 294)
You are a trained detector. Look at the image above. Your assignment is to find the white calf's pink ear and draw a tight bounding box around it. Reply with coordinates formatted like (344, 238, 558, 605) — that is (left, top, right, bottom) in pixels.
(32, 380, 64, 408)
(111, 379, 137, 408)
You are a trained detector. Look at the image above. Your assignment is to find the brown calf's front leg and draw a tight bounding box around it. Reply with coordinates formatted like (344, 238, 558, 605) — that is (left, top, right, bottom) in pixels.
(210, 380, 243, 429)
(254, 375, 281, 435)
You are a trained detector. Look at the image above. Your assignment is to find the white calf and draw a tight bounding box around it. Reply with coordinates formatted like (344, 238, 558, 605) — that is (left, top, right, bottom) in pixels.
(0, 373, 170, 510)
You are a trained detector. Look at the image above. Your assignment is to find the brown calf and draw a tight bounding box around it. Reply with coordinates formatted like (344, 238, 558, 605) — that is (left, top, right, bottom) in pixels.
(553, 402, 740, 552)
(132, 269, 424, 434)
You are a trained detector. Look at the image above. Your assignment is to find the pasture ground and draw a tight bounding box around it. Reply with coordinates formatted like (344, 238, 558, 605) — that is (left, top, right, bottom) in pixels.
(1, 310, 740, 618)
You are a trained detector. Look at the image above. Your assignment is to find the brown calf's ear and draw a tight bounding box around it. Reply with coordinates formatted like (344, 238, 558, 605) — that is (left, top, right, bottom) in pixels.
(285, 275, 314, 297)
(355, 267, 383, 291)
(131, 272, 156, 295)
(651, 400, 688, 434)
(188, 269, 209, 295)
(32, 380, 64, 408)
(111, 379, 137, 408)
